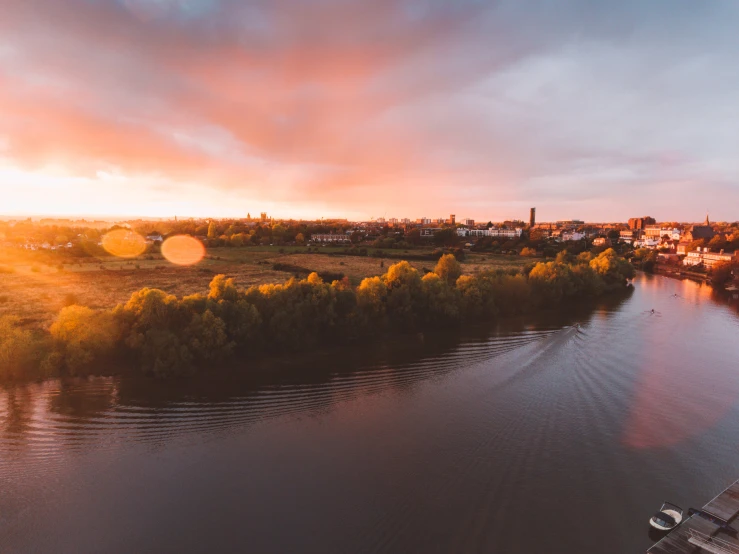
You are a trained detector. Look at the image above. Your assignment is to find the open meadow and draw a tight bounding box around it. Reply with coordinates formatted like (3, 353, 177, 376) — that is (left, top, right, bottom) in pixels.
(0, 246, 530, 330)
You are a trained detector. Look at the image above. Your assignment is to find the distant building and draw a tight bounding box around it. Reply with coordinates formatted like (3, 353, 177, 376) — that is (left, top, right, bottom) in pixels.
(448, 214, 456, 225)
(676, 241, 691, 255)
(421, 228, 443, 237)
(464, 218, 475, 227)
(644, 226, 680, 240)
(401, 218, 411, 224)
(633, 237, 661, 249)
(561, 231, 585, 242)
(530, 208, 536, 228)
(311, 233, 350, 243)
(628, 216, 656, 230)
(556, 220, 585, 227)
(260, 212, 268, 222)
(418, 217, 432, 225)
(683, 217, 714, 242)
(388, 218, 398, 225)
(683, 247, 736, 268)
(458, 228, 523, 239)
(593, 237, 611, 247)
(620, 230, 637, 243)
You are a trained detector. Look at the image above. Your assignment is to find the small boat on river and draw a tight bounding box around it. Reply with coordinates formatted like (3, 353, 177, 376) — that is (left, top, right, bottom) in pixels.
(649, 502, 683, 531)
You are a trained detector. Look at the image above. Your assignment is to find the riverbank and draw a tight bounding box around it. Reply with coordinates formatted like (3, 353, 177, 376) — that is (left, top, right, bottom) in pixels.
(652, 261, 708, 282)
(0, 250, 635, 382)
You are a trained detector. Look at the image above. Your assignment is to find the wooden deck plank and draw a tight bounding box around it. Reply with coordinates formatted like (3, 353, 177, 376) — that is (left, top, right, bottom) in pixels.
(704, 481, 739, 522)
(647, 515, 717, 554)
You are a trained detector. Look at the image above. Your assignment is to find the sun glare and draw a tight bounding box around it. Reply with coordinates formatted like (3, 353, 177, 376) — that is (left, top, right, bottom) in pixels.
(161, 235, 205, 266)
(102, 229, 147, 258)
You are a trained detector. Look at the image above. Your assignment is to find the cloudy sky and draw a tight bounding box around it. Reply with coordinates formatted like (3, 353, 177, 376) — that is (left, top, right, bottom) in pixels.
(1, 0, 737, 221)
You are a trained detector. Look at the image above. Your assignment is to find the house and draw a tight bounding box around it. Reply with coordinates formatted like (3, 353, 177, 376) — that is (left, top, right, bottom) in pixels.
(146, 233, 164, 244)
(593, 237, 611, 247)
(676, 241, 691, 255)
(620, 230, 637, 243)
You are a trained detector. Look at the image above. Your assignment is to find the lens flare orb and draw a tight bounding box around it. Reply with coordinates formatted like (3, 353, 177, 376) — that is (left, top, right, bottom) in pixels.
(161, 235, 205, 266)
(102, 229, 147, 258)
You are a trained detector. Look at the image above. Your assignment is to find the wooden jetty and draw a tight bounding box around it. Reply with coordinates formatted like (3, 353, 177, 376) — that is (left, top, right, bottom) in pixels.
(648, 479, 739, 553)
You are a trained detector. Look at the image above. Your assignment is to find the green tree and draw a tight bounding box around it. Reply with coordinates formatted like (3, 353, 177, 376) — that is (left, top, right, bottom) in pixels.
(433, 228, 460, 247)
(405, 228, 422, 246)
(207, 221, 218, 240)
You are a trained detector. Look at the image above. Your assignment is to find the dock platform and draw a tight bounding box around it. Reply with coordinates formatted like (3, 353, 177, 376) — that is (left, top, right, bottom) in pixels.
(647, 479, 739, 553)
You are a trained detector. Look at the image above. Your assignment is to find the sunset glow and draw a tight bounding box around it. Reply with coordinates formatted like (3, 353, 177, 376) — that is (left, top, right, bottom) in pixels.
(2, 0, 739, 220)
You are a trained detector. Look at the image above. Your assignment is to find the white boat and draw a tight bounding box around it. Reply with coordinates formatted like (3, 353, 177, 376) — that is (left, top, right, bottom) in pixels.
(649, 502, 684, 531)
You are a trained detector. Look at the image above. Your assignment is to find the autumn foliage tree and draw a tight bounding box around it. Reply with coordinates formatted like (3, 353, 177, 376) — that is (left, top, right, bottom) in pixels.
(3, 249, 636, 380)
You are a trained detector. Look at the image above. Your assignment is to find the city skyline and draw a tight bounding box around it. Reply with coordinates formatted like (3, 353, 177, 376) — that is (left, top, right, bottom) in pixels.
(2, 0, 739, 220)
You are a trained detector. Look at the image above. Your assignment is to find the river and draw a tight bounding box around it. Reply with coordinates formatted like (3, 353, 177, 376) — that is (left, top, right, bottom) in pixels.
(2, 274, 739, 553)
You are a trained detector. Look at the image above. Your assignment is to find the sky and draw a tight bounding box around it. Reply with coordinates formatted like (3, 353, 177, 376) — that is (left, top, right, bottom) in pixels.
(1, 0, 738, 222)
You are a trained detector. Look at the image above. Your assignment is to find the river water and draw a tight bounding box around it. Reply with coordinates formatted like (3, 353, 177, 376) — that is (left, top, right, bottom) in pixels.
(2, 274, 739, 553)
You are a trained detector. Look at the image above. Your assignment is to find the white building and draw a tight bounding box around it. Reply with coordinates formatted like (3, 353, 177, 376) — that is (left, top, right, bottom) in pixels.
(561, 231, 585, 241)
(683, 247, 736, 268)
(633, 237, 662, 249)
(457, 228, 523, 239)
(311, 234, 351, 243)
(645, 226, 681, 241)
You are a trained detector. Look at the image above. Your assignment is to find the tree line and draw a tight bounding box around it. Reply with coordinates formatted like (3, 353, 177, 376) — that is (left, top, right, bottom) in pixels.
(0, 249, 634, 381)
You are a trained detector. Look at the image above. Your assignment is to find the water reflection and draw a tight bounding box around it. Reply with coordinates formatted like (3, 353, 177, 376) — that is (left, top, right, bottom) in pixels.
(622, 276, 739, 449)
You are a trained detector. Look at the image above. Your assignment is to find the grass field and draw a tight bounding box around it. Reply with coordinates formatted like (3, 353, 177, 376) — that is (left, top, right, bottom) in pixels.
(0, 246, 530, 330)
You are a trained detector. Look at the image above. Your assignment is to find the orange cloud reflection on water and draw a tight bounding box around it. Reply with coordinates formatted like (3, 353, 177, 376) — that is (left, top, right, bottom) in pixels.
(621, 278, 739, 449)
(161, 236, 205, 266)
